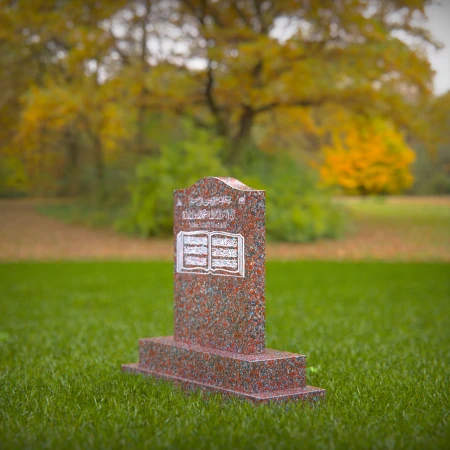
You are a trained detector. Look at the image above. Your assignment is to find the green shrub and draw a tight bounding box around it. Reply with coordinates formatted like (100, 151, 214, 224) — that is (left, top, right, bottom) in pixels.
(117, 121, 346, 242)
(233, 152, 347, 242)
(410, 144, 450, 195)
(121, 147, 345, 243)
(117, 126, 227, 237)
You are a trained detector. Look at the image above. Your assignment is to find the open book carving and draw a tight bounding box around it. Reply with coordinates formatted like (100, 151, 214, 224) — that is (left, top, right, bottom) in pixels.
(176, 231, 245, 277)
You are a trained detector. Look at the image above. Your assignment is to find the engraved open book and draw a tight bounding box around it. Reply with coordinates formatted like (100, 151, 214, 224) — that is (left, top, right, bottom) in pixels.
(176, 231, 245, 277)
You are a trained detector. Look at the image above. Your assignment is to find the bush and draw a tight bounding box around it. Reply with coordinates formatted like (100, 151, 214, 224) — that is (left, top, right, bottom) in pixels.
(410, 144, 450, 195)
(118, 123, 347, 242)
(320, 120, 415, 195)
(117, 126, 227, 237)
(234, 152, 347, 242)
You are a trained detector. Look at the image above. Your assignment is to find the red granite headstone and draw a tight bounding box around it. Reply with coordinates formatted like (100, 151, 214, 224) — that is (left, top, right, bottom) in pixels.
(173, 177, 265, 354)
(123, 177, 325, 404)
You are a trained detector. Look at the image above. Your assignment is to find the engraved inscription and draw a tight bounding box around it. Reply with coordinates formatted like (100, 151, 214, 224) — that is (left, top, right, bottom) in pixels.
(182, 209, 235, 221)
(211, 259, 238, 269)
(211, 248, 237, 257)
(185, 256, 207, 266)
(184, 236, 207, 245)
(211, 236, 237, 247)
(177, 230, 245, 277)
(184, 245, 208, 255)
(190, 221, 228, 229)
(189, 196, 232, 207)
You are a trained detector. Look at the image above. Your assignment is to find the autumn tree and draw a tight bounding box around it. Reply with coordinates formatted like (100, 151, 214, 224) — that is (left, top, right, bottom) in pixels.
(16, 78, 135, 191)
(320, 119, 415, 195)
(0, 0, 441, 195)
(0, 0, 130, 192)
(167, 0, 437, 164)
(411, 90, 450, 193)
(0, 0, 161, 193)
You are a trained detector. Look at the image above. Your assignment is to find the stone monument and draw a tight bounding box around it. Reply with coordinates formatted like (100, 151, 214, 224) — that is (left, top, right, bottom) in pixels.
(122, 177, 325, 403)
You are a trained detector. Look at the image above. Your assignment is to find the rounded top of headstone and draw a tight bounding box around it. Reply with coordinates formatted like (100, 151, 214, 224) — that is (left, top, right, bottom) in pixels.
(177, 177, 264, 192)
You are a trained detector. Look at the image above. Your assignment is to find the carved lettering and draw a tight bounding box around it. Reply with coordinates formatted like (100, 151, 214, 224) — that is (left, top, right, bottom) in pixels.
(211, 237, 237, 247)
(182, 209, 235, 221)
(189, 196, 232, 207)
(184, 236, 208, 245)
(211, 259, 238, 269)
(185, 256, 207, 266)
(184, 245, 208, 255)
(211, 248, 238, 257)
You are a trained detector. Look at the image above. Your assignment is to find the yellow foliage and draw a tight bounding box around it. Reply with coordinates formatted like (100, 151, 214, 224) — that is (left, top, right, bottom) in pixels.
(0, 155, 29, 191)
(320, 120, 415, 195)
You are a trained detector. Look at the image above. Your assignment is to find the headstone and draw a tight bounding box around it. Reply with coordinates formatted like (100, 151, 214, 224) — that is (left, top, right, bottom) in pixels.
(123, 177, 325, 403)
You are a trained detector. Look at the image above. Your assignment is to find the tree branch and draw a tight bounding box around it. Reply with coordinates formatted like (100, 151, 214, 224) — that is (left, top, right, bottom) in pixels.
(254, 98, 324, 115)
(109, 29, 130, 66)
(180, 0, 226, 28)
(205, 62, 228, 135)
(140, 0, 152, 69)
(232, 3, 252, 27)
(252, 0, 268, 34)
(174, 107, 211, 130)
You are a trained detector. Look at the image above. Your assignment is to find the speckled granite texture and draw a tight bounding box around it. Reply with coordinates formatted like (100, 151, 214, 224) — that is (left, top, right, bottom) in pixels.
(173, 177, 265, 354)
(129, 337, 306, 393)
(123, 177, 325, 404)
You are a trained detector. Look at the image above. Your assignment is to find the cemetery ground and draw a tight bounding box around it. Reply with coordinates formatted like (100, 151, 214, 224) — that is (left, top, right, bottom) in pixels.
(0, 196, 450, 261)
(0, 261, 448, 449)
(0, 197, 449, 449)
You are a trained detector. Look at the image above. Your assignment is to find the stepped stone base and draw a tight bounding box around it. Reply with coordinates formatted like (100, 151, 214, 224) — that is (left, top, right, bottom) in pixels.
(122, 336, 325, 404)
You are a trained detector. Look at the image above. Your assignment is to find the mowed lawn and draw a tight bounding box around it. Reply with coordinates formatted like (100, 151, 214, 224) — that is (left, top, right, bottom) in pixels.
(347, 197, 450, 242)
(0, 262, 448, 449)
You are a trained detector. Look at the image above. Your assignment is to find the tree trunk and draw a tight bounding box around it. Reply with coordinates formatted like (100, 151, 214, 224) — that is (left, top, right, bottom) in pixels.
(92, 134, 104, 182)
(135, 0, 151, 155)
(136, 96, 146, 153)
(65, 130, 80, 194)
(226, 106, 255, 165)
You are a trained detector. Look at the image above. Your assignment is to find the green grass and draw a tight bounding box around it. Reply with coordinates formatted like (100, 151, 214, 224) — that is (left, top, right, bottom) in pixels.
(1, 262, 449, 449)
(341, 199, 450, 256)
(37, 203, 128, 229)
(344, 199, 450, 223)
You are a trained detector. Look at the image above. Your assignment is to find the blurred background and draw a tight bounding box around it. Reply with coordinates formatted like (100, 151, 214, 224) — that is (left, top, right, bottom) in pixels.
(0, 0, 449, 259)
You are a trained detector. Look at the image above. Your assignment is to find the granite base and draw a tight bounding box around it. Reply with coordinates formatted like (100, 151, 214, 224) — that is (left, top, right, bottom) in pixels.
(122, 336, 325, 404)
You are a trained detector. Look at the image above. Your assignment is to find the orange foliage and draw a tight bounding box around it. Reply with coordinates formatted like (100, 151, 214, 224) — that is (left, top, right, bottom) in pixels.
(320, 120, 415, 195)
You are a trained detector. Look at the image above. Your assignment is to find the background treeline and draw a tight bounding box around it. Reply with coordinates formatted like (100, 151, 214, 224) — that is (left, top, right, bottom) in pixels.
(1, 0, 449, 241)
